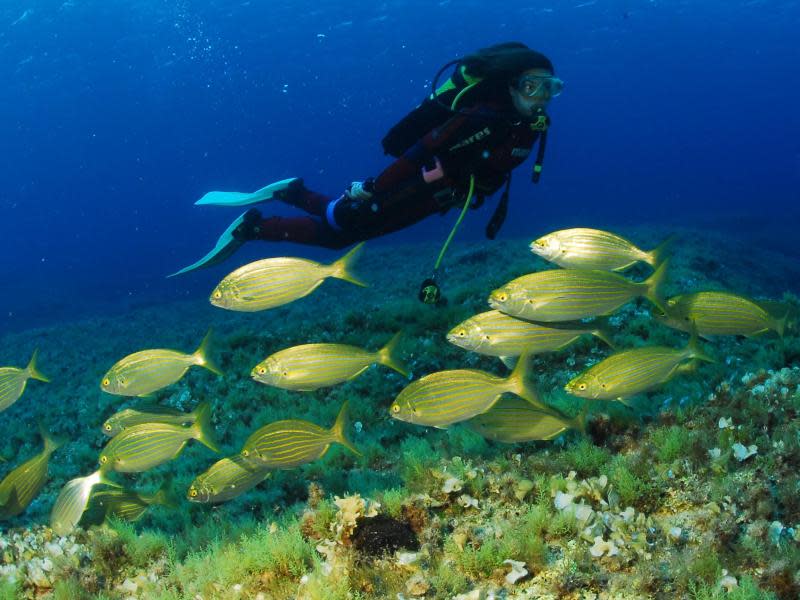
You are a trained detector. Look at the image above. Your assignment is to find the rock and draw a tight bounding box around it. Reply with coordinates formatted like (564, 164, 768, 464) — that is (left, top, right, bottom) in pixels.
(406, 573, 430, 596)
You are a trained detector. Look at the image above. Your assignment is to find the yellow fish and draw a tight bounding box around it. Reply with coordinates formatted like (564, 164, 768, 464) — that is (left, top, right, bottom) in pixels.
(0, 349, 49, 413)
(81, 479, 175, 526)
(50, 469, 120, 535)
(389, 354, 544, 428)
(531, 228, 671, 271)
(251, 332, 408, 391)
(0, 425, 63, 520)
(466, 397, 584, 443)
(188, 455, 271, 504)
(99, 402, 219, 473)
(655, 291, 787, 338)
(241, 401, 360, 469)
(565, 328, 713, 402)
(447, 310, 613, 360)
(100, 330, 221, 397)
(210, 242, 367, 312)
(102, 403, 198, 437)
(489, 263, 667, 322)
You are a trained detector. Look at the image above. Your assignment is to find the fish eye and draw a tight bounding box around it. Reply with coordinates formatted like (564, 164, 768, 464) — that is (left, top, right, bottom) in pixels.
(282, 371, 289, 377)
(455, 329, 466, 338)
(497, 293, 508, 302)
(242, 449, 250, 457)
(99, 456, 108, 465)
(102, 378, 110, 387)
(189, 488, 198, 498)
(390, 404, 400, 414)
(578, 383, 587, 391)
(103, 424, 112, 432)
(601, 383, 608, 389)
(257, 367, 266, 375)
(213, 290, 222, 300)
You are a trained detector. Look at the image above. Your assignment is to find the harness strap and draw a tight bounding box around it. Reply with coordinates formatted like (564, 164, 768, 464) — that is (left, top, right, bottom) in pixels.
(485, 174, 511, 240)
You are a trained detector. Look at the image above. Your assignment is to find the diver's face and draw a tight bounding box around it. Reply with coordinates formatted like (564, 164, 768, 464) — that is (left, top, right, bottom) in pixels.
(509, 68, 557, 117)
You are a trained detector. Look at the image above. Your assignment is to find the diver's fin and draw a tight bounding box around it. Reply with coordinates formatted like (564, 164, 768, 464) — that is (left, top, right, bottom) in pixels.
(195, 178, 300, 206)
(168, 211, 248, 277)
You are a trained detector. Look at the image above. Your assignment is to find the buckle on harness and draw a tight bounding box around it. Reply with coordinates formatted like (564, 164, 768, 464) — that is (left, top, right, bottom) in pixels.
(422, 157, 445, 183)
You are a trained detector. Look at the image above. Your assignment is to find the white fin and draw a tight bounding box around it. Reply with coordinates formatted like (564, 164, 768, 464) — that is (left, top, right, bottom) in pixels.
(168, 211, 247, 277)
(195, 178, 299, 206)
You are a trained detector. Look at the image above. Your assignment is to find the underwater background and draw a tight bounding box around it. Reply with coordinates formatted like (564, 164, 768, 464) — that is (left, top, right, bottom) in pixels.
(1, 1, 800, 599)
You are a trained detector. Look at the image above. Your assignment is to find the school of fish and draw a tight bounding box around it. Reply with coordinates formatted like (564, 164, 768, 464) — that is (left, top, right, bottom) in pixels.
(0, 229, 793, 535)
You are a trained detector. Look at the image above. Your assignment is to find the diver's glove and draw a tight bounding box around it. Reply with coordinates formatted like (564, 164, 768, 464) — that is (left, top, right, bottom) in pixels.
(231, 208, 263, 241)
(344, 178, 375, 201)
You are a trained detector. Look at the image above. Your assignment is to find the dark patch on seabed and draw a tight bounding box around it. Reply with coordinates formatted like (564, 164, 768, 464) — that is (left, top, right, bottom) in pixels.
(0, 225, 799, 599)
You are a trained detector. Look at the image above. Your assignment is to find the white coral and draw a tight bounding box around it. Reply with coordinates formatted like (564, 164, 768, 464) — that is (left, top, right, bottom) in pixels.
(503, 559, 529, 584)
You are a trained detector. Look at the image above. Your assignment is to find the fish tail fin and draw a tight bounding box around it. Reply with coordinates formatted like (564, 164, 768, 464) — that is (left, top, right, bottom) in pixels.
(331, 400, 361, 457)
(26, 349, 50, 383)
(192, 401, 221, 453)
(193, 329, 223, 376)
(38, 422, 65, 455)
(569, 401, 591, 435)
(507, 352, 546, 409)
(329, 242, 368, 287)
(686, 320, 715, 364)
(591, 317, 617, 350)
(774, 312, 787, 340)
(646, 234, 675, 268)
(151, 476, 178, 508)
(643, 259, 669, 314)
(377, 332, 409, 377)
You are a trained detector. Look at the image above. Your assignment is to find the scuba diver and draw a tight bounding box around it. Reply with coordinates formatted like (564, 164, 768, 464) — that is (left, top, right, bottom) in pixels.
(174, 42, 562, 300)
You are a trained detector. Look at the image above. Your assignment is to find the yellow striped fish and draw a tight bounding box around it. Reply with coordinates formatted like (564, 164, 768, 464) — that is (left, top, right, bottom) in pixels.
(251, 332, 408, 391)
(531, 228, 672, 271)
(0, 349, 50, 413)
(489, 262, 667, 322)
(0, 425, 63, 520)
(655, 291, 787, 338)
(98, 401, 219, 473)
(565, 328, 713, 402)
(188, 455, 272, 504)
(100, 330, 222, 397)
(102, 403, 198, 437)
(81, 479, 175, 526)
(447, 310, 614, 359)
(389, 354, 544, 428)
(210, 242, 367, 312)
(51, 469, 120, 535)
(240, 401, 360, 469)
(466, 397, 584, 443)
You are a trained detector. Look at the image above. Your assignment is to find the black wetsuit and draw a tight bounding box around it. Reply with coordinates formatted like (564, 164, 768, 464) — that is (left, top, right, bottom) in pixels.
(252, 100, 543, 249)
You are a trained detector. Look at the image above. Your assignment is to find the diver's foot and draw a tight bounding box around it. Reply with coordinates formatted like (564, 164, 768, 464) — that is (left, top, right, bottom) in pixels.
(272, 177, 305, 204)
(232, 208, 263, 241)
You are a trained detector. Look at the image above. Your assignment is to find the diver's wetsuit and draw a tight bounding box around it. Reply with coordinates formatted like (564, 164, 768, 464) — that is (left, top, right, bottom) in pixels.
(251, 101, 543, 249)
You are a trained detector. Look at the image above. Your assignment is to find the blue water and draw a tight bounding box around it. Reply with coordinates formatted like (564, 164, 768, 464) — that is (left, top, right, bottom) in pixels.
(1, 0, 798, 333)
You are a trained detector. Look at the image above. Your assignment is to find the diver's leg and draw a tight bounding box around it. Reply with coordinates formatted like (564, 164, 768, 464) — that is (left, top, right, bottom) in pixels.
(241, 212, 355, 250)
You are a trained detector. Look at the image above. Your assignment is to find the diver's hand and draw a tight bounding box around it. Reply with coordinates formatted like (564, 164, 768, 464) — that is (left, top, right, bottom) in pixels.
(344, 178, 375, 201)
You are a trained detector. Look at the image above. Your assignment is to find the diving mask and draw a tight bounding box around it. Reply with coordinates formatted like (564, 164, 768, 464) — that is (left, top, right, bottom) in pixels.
(516, 75, 564, 98)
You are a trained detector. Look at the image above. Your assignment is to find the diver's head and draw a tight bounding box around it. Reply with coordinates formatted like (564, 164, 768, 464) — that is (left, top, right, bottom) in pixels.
(509, 67, 563, 118)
